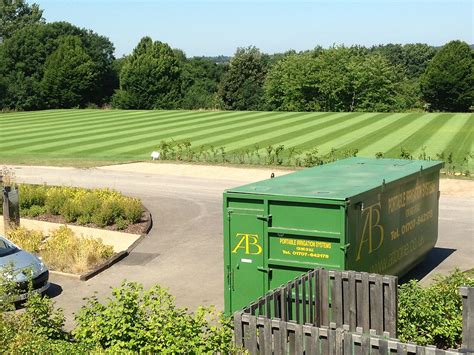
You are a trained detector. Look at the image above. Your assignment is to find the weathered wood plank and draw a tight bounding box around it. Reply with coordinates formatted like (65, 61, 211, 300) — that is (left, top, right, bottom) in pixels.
(294, 323, 303, 354)
(234, 312, 243, 348)
(461, 287, 474, 352)
(248, 316, 258, 355)
(349, 270, 357, 331)
(333, 271, 343, 327)
(320, 269, 329, 326)
(263, 317, 272, 355)
(372, 274, 383, 334)
(360, 272, 370, 331)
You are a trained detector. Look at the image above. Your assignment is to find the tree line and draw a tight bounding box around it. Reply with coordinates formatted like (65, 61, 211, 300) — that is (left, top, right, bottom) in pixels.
(1, 0, 472, 113)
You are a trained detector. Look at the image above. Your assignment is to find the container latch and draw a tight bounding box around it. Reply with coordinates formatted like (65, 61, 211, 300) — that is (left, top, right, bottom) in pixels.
(340, 243, 351, 254)
(256, 214, 272, 222)
(257, 266, 273, 276)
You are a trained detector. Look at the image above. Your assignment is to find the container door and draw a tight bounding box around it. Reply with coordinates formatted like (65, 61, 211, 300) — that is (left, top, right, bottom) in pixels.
(229, 213, 265, 312)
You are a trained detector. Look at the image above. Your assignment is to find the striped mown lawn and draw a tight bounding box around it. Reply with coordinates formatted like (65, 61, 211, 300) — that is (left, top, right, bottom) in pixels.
(0, 109, 472, 171)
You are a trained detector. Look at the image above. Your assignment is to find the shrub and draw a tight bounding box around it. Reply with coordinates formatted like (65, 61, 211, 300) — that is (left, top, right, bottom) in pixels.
(398, 269, 474, 349)
(45, 188, 70, 215)
(92, 199, 123, 227)
(60, 200, 80, 223)
(41, 226, 113, 274)
(22, 205, 46, 217)
(6, 227, 45, 253)
(114, 217, 128, 231)
(123, 198, 142, 224)
(19, 185, 47, 210)
(73, 282, 234, 353)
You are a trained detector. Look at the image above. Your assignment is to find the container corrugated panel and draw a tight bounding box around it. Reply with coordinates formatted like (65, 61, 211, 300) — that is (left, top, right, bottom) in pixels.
(223, 157, 443, 313)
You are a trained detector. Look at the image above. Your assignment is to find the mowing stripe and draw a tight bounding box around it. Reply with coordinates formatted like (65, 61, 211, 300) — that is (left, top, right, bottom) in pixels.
(1, 109, 207, 138)
(266, 112, 374, 151)
(291, 113, 387, 152)
(224, 112, 361, 153)
(358, 113, 430, 156)
(1, 110, 168, 142)
(27, 111, 273, 154)
(85, 111, 301, 155)
(0, 110, 212, 149)
(384, 113, 454, 156)
(121, 111, 321, 155)
(336, 113, 423, 153)
(444, 114, 474, 159)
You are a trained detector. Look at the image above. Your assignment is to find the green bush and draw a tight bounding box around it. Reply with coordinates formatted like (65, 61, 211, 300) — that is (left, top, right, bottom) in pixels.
(73, 282, 234, 353)
(15, 184, 144, 229)
(398, 269, 474, 349)
(22, 205, 46, 217)
(19, 185, 47, 210)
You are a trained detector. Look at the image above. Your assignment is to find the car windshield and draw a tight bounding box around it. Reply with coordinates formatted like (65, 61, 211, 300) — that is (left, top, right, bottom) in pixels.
(0, 238, 19, 257)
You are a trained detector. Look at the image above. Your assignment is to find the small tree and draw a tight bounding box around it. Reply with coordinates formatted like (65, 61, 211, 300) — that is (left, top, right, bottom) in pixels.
(218, 46, 267, 111)
(112, 37, 182, 109)
(41, 35, 99, 108)
(421, 40, 473, 112)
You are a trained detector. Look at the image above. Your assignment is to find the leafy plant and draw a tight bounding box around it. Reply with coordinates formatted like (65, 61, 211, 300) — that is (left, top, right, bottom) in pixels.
(398, 269, 474, 349)
(73, 282, 234, 353)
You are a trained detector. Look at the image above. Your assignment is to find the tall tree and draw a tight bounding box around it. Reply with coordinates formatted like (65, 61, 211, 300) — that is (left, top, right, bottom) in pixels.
(40, 36, 99, 108)
(421, 40, 473, 112)
(264, 46, 404, 112)
(112, 37, 182, 109)
(218, 46, 267, 110)
(0, 22, 116, 110)
(181, 57, 226, 109)
(0, 0, 43, 40)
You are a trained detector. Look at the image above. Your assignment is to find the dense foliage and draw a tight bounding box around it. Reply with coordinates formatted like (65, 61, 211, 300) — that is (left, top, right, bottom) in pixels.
(112, 37, 182, 109)
(0, 281, 233, 354)
(7, 226, 114, 274)
(398, 270, 474, 349)
(8, 184, 143, 229)
(421, 40, 474, 112)
(0, 1, 471, 112)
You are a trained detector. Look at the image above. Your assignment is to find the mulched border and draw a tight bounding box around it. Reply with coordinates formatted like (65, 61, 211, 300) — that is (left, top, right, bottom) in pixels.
(49, 204, 153, 281)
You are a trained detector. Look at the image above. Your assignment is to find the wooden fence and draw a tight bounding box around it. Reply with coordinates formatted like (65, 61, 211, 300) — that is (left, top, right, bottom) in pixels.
(240, 268, 398, 337)
(234, 269, 474, 354)
(234, 314, 462, 354)
(461, 286, 474, 353)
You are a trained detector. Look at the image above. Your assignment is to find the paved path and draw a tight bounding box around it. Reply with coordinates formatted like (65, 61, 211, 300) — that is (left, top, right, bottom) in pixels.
(6, 164, 474, 328)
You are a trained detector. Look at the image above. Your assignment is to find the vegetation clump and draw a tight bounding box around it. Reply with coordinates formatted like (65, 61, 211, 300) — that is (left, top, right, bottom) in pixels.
(398, 269, 474, 349)
(6, 184, 144, 230)
(7, 226, 114, 274)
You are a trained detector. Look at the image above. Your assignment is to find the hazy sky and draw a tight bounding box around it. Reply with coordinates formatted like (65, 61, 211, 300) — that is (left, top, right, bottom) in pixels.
(38, 0, 473, 57)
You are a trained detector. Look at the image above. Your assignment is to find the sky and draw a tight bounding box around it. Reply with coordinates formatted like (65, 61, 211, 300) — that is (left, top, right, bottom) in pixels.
(38, 0, 473, 57)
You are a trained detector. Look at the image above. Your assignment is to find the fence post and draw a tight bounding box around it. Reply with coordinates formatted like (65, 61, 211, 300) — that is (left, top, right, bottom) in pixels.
(2, 186, 20, 231)
(461, 286, 474, 352)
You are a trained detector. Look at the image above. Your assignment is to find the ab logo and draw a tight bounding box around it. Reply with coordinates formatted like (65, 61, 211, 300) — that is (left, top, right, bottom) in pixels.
(232, 233, 262, 255)
(356, 202, 385, 261)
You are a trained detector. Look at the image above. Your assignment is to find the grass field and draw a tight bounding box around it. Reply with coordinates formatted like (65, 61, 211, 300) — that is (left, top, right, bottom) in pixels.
(0, 109, 472, 171)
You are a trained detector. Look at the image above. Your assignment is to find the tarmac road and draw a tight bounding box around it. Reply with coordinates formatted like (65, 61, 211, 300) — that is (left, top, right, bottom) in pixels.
(6, 164, 474, 328)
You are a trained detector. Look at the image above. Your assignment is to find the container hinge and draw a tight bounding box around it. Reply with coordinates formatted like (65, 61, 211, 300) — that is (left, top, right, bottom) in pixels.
(256, 214, 272, 222)
(227, 210, 233, 220)
(340, 243, 351, 254)
(257, 266, 272, 276)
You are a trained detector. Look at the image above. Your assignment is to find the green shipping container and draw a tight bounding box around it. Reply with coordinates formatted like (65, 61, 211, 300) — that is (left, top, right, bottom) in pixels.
(223, 157, 443, 313)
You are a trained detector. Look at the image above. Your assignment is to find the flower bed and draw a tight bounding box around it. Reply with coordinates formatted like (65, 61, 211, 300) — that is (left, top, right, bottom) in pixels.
(1, 184, 145, 232)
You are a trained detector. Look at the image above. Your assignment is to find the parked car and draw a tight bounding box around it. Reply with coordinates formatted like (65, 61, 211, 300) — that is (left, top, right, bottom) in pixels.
(0, 235, 49, 301)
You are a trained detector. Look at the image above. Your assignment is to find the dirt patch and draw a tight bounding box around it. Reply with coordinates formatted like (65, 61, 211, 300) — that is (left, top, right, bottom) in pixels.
(439, 179, 474, 198)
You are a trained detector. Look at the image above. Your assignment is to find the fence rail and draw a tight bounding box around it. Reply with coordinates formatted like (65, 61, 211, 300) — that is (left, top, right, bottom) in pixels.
(235, 313, 461, 355)
(241, 268, 398, 337)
